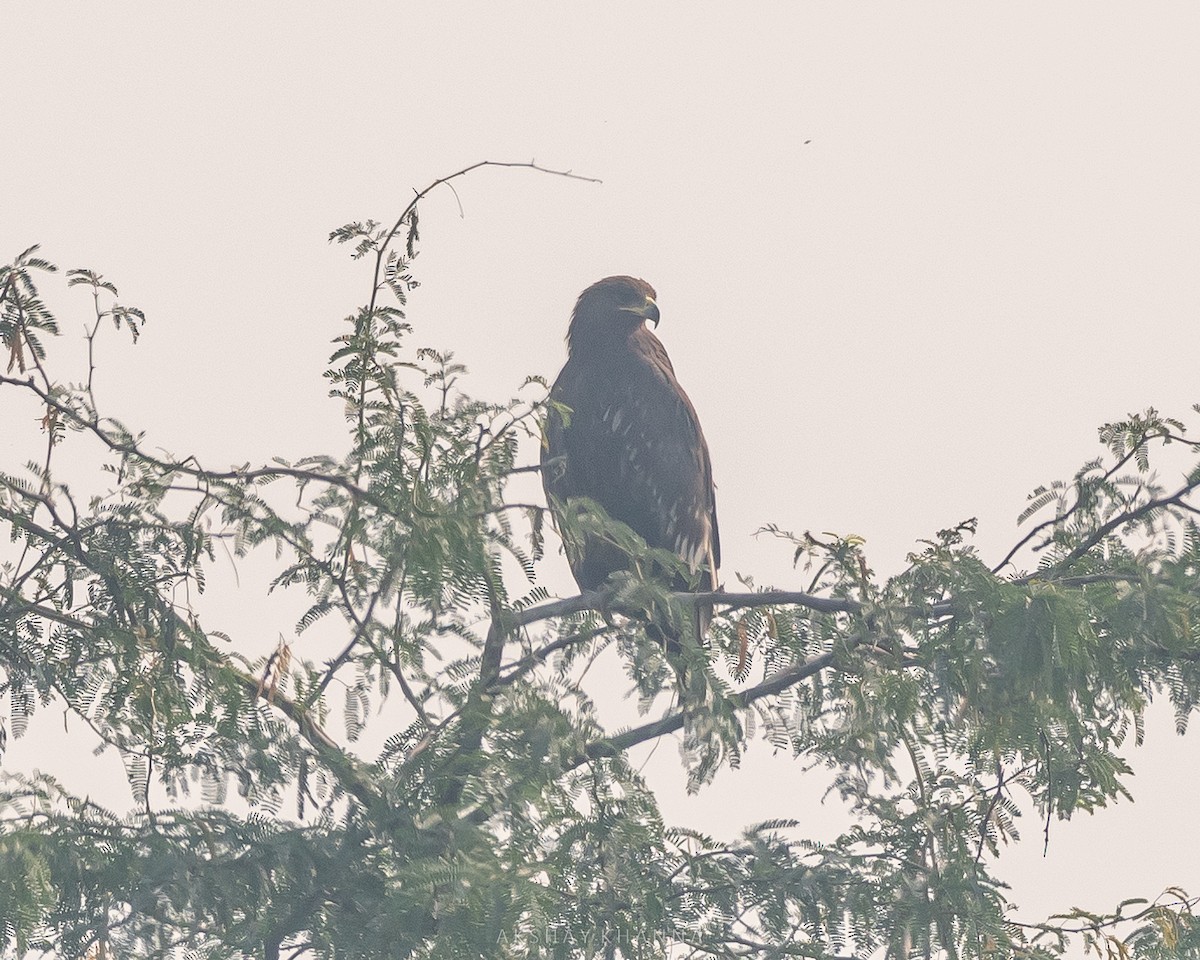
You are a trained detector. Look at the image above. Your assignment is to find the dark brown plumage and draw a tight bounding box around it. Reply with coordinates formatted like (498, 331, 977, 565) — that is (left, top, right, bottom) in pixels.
(541, 276, 720, 646)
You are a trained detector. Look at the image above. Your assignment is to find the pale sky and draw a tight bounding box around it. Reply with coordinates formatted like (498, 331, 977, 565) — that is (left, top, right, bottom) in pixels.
(5, 3, 1200, 950)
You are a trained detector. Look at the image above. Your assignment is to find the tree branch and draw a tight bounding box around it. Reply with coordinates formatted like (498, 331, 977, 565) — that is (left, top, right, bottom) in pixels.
(568, 649, 838, 771)
(355, 159, 600, 480)
(509, 587, 860, 630)
(992, 442, 1146, 574)
(0, 593, 380, 810)
(1050, 477, 1200, 574)
(0, 373, 391, 511)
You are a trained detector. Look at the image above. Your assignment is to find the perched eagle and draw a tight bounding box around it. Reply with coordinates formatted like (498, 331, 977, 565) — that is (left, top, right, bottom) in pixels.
(541, 276, 720, 646)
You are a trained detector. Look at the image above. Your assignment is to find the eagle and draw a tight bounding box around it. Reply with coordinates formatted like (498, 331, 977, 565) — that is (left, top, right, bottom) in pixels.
(541, 276, 720, 648)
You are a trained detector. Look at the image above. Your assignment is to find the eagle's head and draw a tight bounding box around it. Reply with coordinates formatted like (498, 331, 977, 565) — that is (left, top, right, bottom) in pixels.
(567, 276, 660, 353)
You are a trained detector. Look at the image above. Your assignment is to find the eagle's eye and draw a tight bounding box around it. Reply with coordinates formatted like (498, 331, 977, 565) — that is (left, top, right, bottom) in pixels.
(612, 289, 659, 326)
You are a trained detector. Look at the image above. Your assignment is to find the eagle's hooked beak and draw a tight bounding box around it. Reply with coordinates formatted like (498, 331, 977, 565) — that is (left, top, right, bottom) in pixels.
(621, 297, 660, 327)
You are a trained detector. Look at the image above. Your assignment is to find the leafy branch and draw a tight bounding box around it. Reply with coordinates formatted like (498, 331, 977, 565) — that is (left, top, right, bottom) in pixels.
(3, 164, 1200, 959)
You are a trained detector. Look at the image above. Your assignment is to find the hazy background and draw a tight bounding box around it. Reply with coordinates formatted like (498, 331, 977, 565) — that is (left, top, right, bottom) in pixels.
(4, 2, 1200, 949)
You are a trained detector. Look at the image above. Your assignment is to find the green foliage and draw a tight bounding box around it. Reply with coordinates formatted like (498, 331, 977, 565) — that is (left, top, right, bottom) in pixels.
(1, 244, 60, 375)
(2, 166, 1200, 958)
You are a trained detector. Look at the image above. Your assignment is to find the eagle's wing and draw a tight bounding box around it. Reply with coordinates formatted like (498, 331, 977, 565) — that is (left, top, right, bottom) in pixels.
(628, 333, 719, 591)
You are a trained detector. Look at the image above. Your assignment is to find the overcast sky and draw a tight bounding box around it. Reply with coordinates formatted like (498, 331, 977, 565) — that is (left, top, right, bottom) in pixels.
(5, 3, 1200, 949)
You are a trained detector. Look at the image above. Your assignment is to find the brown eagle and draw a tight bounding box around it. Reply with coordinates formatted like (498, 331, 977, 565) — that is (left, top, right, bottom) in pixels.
(541, 276, 720, 646)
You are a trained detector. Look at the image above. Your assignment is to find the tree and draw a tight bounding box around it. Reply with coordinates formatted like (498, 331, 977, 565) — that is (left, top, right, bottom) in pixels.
(2, 162, 1199, 960)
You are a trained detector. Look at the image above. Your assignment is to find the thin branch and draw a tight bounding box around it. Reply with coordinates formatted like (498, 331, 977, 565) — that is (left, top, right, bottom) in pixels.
(993, 442, 1146, 574)
(509, 587, 860, 631)
(478, 566, 508, 689)
(376, 160, 601, 288)
(510, 589, 608, 626)
(386, 645, 435, 728)
(303, 566, 397, 710)
(355, 159, 601, 479)
(974, 759, 1036, 864)
(899, 723, 941, 896)
(1011, 894, 1200, 936)
(470, 502, 547, 519)
(1049, 478, 1200, 574)
(225, 664, 386, 806)
(706, 589, 860, 615)
(0, 373, 391, 509)
(492, 622, 616, 689)
(503, 462, 544, 477)
(568, 650, 838, 770)
(1, 594, 380, 809)
(85, 286, 105, 400)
